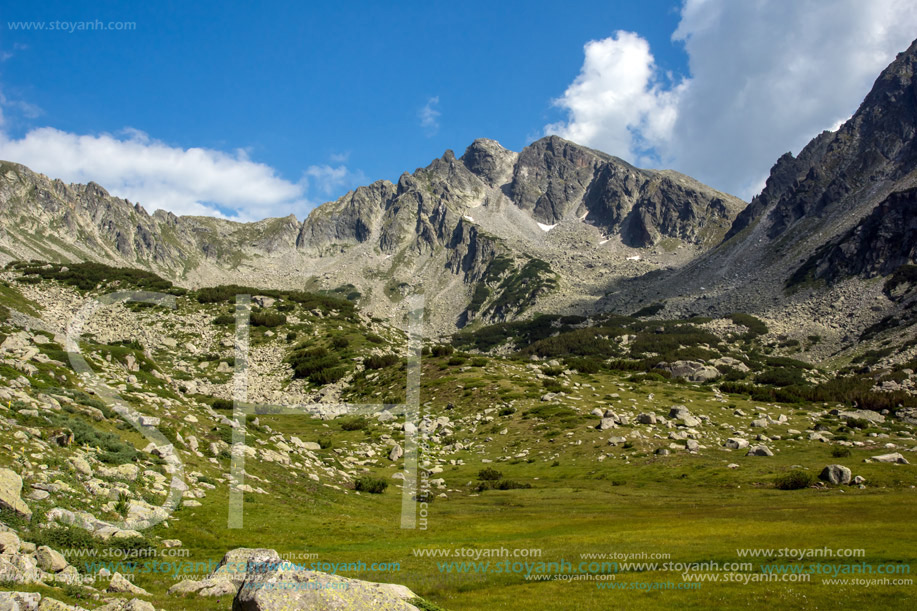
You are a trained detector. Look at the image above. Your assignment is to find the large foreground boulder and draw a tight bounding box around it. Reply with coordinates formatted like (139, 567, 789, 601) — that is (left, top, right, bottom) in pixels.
(233, 562, 419, 610)
(169, 547, 421, 610)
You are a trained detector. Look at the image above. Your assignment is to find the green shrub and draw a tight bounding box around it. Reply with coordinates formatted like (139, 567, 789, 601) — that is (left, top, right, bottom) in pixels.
(831, 447, 852, 458)
(470, 357, 488, 367)
(354, 476, 388, 494)
(565, 356, 602, 374)
(447, 356, 467, 366)
(340, 416, 369, 431)
(755, 368, 805, 387)
(478, 467, 503, 481)
(114, 493, 130, 518)
(775, 470, 816, 490)
(332, 337, 350, 349)
(431, 345, 454, 357)
(309, 366, 347, 385)
(364, 354, 399, 370)
(251, 311, 287, 327)
(730, 313, 769, 338)
(211, 398, 234, 411)
(212, 314, 235, 325)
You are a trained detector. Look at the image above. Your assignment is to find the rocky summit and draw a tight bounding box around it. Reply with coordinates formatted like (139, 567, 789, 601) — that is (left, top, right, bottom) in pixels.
(0, 134, 742, 335)
(1, 28, 917, 611)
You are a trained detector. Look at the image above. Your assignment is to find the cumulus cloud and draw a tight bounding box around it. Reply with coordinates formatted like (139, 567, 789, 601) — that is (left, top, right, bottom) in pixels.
(547, 0, 917, 199)
(304, 163, 366, 197)
(546, 31, 684, 165)
(419, 96, 440, 136)
(0, 126, 362, 220)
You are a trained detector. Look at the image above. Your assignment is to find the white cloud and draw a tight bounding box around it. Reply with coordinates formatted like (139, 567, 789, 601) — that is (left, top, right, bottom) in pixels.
(0, 126, 363, 220)
(547, 0, 917, 199)
(546, 31, 684, 165)
(419, 96, 440, 136)
(304, 163, 366, 196)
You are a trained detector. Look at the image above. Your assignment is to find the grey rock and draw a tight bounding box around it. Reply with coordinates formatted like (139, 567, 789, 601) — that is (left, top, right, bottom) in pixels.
(819, 465, 852, 485)
(0, 468, 31, 520)
(871, 452, 909, 464)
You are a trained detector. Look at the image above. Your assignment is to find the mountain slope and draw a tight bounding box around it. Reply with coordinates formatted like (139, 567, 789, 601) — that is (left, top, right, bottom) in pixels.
(603, 38, 917, 355)
(0, 138, 743, 334)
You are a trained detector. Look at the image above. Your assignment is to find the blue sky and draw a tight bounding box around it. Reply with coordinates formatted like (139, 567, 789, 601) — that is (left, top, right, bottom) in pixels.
(1, 0, 915, 220)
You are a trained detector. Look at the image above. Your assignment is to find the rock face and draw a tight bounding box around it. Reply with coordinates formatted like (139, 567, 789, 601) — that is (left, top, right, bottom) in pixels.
(509, 136, 742, 246)
(820, 465, 853, 485)
(0, 468, 31, 520)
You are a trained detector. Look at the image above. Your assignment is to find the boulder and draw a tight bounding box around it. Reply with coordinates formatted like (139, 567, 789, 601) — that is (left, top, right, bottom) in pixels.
(0, 531, 21, 555)
(232, 559, 419, 610)
(596, 418, 617, 430)
(0, 592, 41, 611)
(636, 413, 657, 425)
(108, 572, 150, 596)
(668, 406, 701, 427)
(871, 452, 909, 464)
(0, 468, 32, 520)
(68, 457, 92, 478)
(389, 444, 403, 461)
(36, 546, 69, 573)
(746, 445, 774, 457)
(94, 600, 155, 611)
(724, 438, 749, 450)
(832, 409, 885, 424)
(819, 465, 852, 485)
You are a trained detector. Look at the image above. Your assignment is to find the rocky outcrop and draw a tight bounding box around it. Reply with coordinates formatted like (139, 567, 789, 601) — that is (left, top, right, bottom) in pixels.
(788, 187, 917, 286)
(509, 136, 742, 246)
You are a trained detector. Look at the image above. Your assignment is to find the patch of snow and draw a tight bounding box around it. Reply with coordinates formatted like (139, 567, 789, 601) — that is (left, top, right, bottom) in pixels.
(536, 222, 557, 232)
(599, 239, 609, 245)
(463, 215, 474, 222)
(580, 211, 589, 220)
(626, 255, 641, 261)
